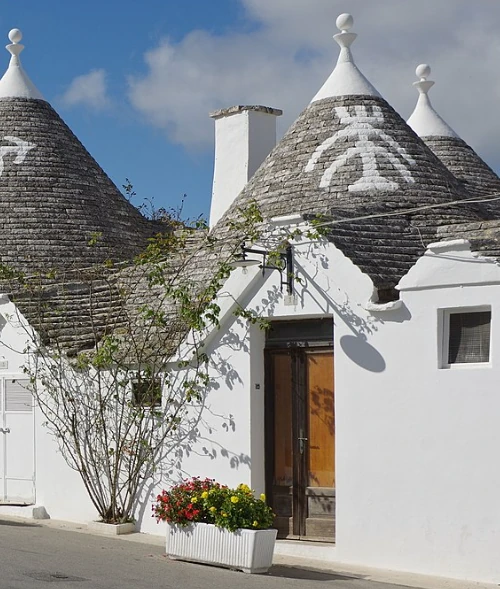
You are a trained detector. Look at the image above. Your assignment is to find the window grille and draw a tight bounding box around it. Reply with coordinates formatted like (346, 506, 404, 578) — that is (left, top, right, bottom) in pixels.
(448, 311, 491, 364)
(132, 379, 162, 407)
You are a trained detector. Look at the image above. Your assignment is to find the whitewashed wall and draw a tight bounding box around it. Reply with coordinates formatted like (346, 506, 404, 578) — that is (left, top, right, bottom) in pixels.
(4, 235, 500, 583)
(0, 297, 95, 523)
(140, 235, 353, 535)
(146, 235, 500, 583)
(332, 239, 500, 584)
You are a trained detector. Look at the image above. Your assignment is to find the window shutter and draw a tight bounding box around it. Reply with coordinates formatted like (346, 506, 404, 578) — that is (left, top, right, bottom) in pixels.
(448, 311, 491, 364)
(5, 379, 32, 412)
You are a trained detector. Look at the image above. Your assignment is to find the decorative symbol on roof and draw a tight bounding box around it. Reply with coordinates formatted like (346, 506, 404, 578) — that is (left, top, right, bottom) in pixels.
(0, 136, 36, 176)
(305, 105, 415, 191)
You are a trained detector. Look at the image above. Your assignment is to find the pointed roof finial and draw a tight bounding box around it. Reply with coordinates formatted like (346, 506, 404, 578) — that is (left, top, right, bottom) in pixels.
(0, 28, 45, 100)
(407, 64, 458, 138)
(414, 64, 434, 94)
(311, 13, 380, 103)
(9, 28, 23, 44)
(334, 13, 356, 62)
(6, 28, 26, 67)
(336, 13, 354, 32)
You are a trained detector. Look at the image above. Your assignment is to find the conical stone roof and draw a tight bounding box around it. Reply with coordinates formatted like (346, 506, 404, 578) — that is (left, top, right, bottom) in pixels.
(213, 18, 490, 290)
(0, 29, 156, 273)
(10, 14, 500, 354)
(223, 94, 482, 221)
(407, 64, 500, 212)
(423, 136, 500, 203)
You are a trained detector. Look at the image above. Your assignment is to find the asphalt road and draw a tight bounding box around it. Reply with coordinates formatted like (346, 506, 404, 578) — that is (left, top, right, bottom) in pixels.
(0, 518, 417, 589)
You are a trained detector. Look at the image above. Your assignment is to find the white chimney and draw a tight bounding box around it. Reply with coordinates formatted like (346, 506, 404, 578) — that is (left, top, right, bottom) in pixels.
(209, 105, 282, 229)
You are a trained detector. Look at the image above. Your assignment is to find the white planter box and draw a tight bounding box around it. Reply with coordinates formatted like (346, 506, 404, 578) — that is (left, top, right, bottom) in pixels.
(88, 521, 136, 536)
(166, 522, 277, 574)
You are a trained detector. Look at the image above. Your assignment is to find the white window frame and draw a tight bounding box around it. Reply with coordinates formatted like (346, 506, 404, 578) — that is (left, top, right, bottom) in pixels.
(440, 305, 492, 369)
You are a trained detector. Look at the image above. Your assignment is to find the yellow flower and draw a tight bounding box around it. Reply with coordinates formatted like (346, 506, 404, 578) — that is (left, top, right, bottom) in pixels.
(260, 493, 266, 501)
(192, 496, 198, 503)
(201, 491, 209, 499)
(222, 512, 227, 517)
(209, 506, 216, 513)
(230, 496, 239, 504)
(238, 483, 250, 492)
(253, 520, 259, 527)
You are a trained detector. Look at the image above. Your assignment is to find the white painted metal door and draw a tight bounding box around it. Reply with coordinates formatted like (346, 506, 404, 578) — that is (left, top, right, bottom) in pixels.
(0, 378, 35, 504)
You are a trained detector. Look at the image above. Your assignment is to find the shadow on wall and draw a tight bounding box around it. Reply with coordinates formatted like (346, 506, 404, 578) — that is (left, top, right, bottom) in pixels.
(339, 334, 386, 373)
(0, 313, 7, 335)
(336, 297, 412, 372)
(136, 322, 250, 525)
(200, 440, 251, 470)
(136, 389, 250, 524)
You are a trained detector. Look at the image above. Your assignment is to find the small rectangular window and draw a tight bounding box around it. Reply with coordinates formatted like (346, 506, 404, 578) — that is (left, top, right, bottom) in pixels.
(132, 379, 162, 407)
(5, 379, 32, 412)
(446, 310, 491, 365)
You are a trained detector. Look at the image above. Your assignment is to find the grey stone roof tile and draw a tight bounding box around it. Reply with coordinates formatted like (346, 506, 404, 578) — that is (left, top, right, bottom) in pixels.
(213, 95, 492, 290)
(8, 86, 500, 355)
(423, 136, 500, 213)
(0, 97, 159, 272)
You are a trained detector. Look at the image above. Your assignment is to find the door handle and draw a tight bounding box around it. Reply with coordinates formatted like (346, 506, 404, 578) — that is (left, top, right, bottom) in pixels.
(298, 437, 308, 454)
(0, 427, 10, 434)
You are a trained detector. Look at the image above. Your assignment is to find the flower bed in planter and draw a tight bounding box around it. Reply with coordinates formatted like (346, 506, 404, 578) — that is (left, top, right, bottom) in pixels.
(153, 478, 277, 574)
(166, 522, 277, 573)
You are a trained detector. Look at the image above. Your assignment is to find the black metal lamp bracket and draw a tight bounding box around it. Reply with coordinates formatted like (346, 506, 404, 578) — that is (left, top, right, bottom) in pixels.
(237, 244, 294, 295)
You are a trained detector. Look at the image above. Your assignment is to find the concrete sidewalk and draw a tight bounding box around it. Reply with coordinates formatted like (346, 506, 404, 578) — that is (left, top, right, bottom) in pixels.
(0, 514, 495, 589)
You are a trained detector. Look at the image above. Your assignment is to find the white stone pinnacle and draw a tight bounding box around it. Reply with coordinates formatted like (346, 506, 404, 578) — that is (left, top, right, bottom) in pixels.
(336, 13, 354, 33)
(8, 29, 22, 44)
(311, 13, 381, 103)
(413, 64, 435, 96)
(0, 28, 45, 100)
(407, 63, 458, 139)
(416, 63, 431, 80)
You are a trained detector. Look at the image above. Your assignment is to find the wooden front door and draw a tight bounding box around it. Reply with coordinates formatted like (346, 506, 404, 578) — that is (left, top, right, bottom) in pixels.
(266, 347, 335, 541)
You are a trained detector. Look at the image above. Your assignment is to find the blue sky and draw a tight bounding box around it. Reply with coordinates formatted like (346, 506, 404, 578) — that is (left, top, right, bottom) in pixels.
(2, 1, 500, 221)
(0, 0, 248, 220)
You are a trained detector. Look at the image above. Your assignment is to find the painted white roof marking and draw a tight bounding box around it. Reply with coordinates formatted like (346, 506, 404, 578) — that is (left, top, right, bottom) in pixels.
(0, 29, 45, 100)
(407, 64, 458, 138)
(311, 13, 381, 103)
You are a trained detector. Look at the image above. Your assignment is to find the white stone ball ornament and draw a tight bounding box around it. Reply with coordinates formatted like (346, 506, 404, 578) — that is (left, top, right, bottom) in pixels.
(8, 29, 22, 44)
(336, 13, 354, 32)
(416, 64, 431, 80)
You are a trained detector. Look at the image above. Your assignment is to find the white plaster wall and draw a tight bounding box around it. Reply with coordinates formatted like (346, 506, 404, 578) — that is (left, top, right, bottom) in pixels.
(332, 244, 500, 583)
(7, 232, 500, 583)
(0, 297, 31, 374)
(0, 240, 379, 538)
(35, 425, 96, 523)
(157, 236, 500, 583)
(139, 237, 357, 535)
(0, 297, 95, 523)
(139, 311, 256, 535)
(0, 283, 270, 535)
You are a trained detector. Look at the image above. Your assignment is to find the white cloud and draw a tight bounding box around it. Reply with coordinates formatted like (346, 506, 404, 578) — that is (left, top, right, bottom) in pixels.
(127, 0, 500, 172)
(61, 69, 110, 111)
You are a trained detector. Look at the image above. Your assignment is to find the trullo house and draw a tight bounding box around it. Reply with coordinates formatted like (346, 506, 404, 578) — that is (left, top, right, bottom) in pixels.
(1, 14, 500, 584)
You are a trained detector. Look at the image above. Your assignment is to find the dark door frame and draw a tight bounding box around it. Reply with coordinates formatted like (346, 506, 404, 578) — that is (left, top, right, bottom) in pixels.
(264, 318, 333, 539)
